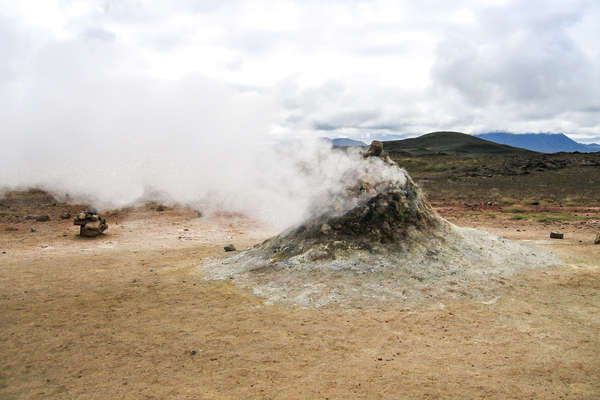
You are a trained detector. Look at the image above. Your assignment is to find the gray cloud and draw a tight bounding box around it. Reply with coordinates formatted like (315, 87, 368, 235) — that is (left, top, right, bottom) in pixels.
(1, 0, 599, 142)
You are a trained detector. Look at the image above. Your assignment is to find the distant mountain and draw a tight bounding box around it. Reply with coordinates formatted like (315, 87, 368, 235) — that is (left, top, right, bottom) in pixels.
(476, 132, 600, 153)
(383, 131, 534, 156)
(587, 143, 600, 152)
(323, 138, 367, 147)
(361, 133, 412, 142)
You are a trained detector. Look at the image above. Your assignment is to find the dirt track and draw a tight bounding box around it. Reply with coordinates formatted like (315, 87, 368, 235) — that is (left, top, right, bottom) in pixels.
(1, 205, 599, 399)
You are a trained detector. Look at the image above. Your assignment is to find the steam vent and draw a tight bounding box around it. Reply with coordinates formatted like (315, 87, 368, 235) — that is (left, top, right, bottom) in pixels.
(200, 142, 560, 307)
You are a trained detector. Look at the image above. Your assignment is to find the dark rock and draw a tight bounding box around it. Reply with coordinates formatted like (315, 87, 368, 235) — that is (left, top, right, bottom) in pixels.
(196, 210, 203, 217)
(30, 227, 36, 232)
(190, 350, 196, 355)
(365, 141, 384, 157)
(156, 205, 165, 212)
(224, 244, 236, 252)
(25, 215, 35, 220)
(35, 215, 50, 222)
(594, 233, 600, 245)
(550, 232, 564, 239)
(364, 140, 396, 165)
(60, 212, 71, 219)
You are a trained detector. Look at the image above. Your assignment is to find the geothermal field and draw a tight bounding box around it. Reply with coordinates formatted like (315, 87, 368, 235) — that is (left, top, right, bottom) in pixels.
(3, 2, 600, 399)
(1, 142, 599, 399)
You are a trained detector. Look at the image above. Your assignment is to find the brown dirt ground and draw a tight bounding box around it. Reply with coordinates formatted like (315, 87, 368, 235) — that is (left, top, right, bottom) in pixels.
(1, 198, 599, 399)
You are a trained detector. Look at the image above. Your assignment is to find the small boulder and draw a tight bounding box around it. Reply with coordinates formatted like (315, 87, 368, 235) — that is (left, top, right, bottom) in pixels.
(35, 215, 50, 222)
(224, 244, 236, 252)
(550, 232, 564, 239)
(594, 233, 600, 245)
(30, 227, 36, 232)
(156, 205, 165, 212)
(80, 222, 105, 237)
(363, 140, 396, 165)
(320, 224, 332, 235)
(365, 141, 384, 157)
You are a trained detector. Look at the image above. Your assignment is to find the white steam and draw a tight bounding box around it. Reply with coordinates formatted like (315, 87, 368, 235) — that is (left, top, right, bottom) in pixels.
(1, 69, 405, 229)
(1, 10, 405, 230)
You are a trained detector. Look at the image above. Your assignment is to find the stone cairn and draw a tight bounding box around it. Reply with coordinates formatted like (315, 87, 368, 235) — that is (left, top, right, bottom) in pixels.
(73, 208, 108, 237)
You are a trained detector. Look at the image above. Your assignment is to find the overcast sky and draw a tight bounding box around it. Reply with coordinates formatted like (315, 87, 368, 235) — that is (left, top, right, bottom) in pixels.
(2, 0, 599, 142)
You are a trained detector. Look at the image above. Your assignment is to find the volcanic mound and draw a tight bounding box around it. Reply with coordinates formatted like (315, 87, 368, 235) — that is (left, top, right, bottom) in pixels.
(199, 147, 560, 307)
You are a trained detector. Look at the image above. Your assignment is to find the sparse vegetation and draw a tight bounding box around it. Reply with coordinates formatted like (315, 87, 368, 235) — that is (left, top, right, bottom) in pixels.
(391, 151, 600, 207)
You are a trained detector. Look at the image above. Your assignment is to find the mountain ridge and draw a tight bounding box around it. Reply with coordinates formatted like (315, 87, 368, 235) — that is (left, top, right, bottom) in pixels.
(476, 132, 600, 153)
(322, 137, 367, 147)
(382, 131, 535, 156)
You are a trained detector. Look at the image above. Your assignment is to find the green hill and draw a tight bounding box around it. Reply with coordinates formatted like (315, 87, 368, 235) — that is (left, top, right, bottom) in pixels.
(383, 131, 536, 156)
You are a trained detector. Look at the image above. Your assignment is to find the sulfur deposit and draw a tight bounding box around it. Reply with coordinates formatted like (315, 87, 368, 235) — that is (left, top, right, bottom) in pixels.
(199, 142, 560, 307)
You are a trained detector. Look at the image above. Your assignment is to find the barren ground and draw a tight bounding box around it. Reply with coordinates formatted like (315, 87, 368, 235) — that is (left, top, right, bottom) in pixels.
(1, 193, 599, 399)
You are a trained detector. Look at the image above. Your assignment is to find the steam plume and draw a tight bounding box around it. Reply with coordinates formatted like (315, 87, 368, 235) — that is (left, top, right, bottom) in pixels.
(1, 67, 404, 229)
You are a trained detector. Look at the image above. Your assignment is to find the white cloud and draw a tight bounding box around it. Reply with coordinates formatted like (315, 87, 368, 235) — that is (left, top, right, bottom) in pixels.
(2, 1, 598, 136)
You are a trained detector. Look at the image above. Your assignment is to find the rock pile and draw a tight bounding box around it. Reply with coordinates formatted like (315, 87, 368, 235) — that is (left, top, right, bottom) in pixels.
(73, 209, 108, 237)
(363, 140, 396, 166)
(199, 142, 560, 307)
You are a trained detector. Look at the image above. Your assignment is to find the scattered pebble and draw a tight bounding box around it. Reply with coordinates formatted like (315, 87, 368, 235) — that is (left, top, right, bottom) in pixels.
(190, 350, 196, 355)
